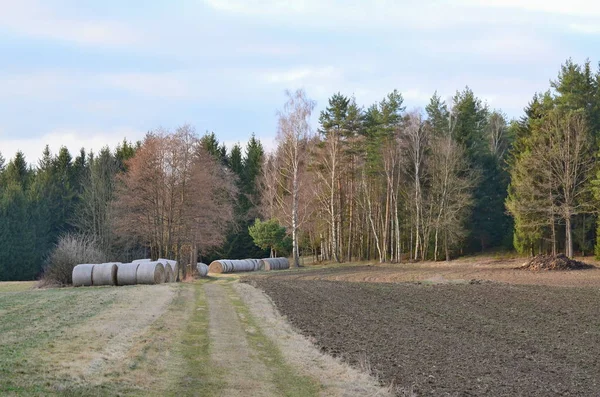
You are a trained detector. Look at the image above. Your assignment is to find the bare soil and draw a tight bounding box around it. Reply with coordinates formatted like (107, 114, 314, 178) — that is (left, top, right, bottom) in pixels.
(252, 256, 600, 287)
(246, 269, 600, 396)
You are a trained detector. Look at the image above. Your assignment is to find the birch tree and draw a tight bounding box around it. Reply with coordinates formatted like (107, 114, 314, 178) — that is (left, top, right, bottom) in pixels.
(275, 89, 316, 267)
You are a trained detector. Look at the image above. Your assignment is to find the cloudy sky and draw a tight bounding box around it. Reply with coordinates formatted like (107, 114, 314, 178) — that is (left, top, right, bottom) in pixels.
(0, 0, 598, 164)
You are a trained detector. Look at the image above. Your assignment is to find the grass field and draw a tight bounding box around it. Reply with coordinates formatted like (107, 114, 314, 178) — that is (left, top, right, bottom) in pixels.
(0, 277, 386, 396)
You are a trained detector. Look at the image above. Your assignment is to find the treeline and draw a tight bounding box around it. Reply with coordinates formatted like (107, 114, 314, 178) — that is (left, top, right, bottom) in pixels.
(2, 58, 598, 280)
(0, 142, 137, 280)
(0, 128, 267, 281)
(264, 88, 514, 266)
(507, 60, 600, 258)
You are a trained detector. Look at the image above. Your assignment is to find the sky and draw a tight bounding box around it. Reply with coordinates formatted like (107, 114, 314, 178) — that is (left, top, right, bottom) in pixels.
(0, 0, 599, 164)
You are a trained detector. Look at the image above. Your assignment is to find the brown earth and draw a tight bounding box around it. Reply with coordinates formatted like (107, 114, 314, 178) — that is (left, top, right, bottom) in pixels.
(252, 256, 600, 287)
(245, 263, 600, 396)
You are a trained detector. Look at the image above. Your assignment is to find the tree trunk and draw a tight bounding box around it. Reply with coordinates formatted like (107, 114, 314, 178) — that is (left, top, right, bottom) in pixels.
(565, 216, 573, 258)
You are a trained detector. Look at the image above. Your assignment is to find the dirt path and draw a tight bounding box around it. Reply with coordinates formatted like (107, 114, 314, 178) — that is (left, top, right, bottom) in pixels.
(204, 282, 279, 397)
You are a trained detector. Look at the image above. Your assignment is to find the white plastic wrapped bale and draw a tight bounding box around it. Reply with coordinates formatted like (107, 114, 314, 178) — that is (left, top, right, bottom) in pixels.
(158, 258, 178, 281)
(197, 263, 209, 277)
(92, 263, 119, 286)
(260, 257, 290, 271)
(72, 264, 95, 287)
(132, 258, 152, 264)
(162, 262, 174, 283)
(208, 259, 256, 274)
(136, 261, 165, 284)
(247, 258, 261, 271)
(116, 263, 140, 286)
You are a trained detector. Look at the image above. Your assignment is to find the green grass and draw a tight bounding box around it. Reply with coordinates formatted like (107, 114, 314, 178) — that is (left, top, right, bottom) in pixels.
(0, 281, 36, 293)
(0, 287, 121, 395)
(167, 281, 226, 397)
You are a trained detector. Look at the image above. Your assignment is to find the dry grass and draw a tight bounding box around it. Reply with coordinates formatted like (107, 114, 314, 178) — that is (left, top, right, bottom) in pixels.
(0, 282, 216, 396)
(0, 281, 35, 293)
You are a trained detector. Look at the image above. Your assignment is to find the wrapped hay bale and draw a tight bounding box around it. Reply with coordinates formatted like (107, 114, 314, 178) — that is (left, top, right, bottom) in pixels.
(72, 264, 95, 287)
(260, 257, 290, 271)
(132, 258, 152, 264)
(197, 263, 209, 277)
(116, 263, 140, 286)
(162, 262, 174, 282)
(158, 258, 178, 281)
(248, 259, 261, 271)
(92, 263, 119, 286)
(208, 259, 256, 274)
(136, 261, 165, 285)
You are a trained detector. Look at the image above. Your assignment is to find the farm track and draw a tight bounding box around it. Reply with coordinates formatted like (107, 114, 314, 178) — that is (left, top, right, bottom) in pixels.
(204, 282, 280, 396)
(0, 278, 389, 396)
(247, 275, 600, 396)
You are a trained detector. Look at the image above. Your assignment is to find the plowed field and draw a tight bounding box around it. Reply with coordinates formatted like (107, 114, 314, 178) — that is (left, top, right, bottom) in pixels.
(246, 261, 600, 396)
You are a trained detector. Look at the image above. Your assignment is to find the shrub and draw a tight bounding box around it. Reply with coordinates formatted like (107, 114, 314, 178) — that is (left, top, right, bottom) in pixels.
(42, 234, 107, 286)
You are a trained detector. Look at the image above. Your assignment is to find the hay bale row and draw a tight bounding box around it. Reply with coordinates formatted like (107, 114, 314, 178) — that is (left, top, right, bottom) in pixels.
(72, 259, 179, 287)
(260, 257, 290, 271)
(208, 259, 257, 274)
(197, 263, 209, 277)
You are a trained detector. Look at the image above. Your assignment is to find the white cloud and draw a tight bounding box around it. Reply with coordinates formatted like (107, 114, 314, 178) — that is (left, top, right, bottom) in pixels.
(569, 23, 600, 34)
(263, 66, 339, 85)
(462, 0, 600, 18)
(0, 127, 144, 165)
(0, 0, 141, 47)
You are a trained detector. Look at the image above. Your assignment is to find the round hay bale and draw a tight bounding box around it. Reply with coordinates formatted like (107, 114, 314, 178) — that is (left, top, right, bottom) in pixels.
(116, 263, 140, 286)
(162, 263, 174, 283)
(158, 258, 178, 281)
(92, 263, 118, 286)
(248, 259, 261, 271)
(209, 260, 224, 273)
(208, 259, 258, 274)
(72, 264, 95, 287)
(197, 263, 209, 277)
(136, 261, 165, 285)
(261, 257, 290, 271)
(132, 258, 152, 264)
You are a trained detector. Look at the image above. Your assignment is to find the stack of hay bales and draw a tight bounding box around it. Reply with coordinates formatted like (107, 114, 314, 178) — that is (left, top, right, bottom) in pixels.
(72, 258, 179, 287)
(197, 263, 209, 277)
(260, 257, 290, 271)
(208, 259, 257, 274)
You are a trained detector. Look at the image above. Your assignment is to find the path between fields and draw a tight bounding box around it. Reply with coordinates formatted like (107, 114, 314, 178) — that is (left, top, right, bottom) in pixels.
(204, 281, 392, 397)
(204, 283, 279, 396)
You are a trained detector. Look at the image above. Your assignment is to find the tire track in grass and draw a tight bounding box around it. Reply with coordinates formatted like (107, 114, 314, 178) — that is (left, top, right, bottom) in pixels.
(205, 281, 319, 397)
(224, 283, 320, 397)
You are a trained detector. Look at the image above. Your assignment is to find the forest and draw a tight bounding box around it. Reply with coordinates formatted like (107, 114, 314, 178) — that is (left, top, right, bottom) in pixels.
(1, 58, 599, 281)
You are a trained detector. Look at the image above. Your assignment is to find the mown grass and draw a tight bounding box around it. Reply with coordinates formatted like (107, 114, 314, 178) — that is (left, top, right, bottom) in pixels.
(0, 281, 36, 293)
(0, 286, 120, 395)
(224, 283, 321, 397)
(0, 282, 226, 396)
(166, 280, 226, 397)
